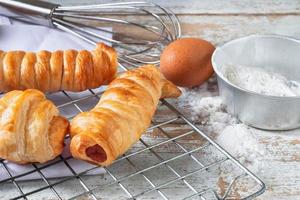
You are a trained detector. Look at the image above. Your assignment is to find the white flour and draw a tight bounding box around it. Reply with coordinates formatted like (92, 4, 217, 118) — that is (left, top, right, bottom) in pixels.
(216, 124, 267, 173)
(177, 87, 264, 172)
(176, 80, 300, 173)
(178, 86, 237, 135)
(223, 64, 300, 96)
(174, 63, 300, 199)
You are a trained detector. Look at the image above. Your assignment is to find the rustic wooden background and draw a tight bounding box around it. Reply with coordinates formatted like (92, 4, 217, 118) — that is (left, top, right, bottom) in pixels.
(1, 0, 300, 199)
(51, 1, 300, 199)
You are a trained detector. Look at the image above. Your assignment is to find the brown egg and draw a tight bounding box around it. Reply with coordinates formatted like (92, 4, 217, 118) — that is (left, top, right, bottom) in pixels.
(160, 38, 215, 88)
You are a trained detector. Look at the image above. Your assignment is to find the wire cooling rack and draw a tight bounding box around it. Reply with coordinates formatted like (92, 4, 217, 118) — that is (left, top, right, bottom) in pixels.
(0, 63, 265, 200)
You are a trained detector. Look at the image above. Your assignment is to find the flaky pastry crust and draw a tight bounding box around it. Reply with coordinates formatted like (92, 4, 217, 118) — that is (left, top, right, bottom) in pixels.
(70, 65, 181, 166)
(0, 43, 117, 92)
(0, 89, 69, 164)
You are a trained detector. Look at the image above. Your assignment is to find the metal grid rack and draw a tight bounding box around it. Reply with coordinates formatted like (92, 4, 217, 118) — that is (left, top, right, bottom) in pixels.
(0, 63, 265, 200)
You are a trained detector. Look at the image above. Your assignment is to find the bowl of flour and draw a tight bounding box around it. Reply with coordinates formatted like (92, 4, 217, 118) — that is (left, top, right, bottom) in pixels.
(212, 34, 300, 130)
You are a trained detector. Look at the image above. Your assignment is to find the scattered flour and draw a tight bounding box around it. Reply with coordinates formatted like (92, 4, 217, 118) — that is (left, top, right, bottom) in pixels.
(216, 124, 266, 173)
(176, 82, 299, 173)
(177, 79, 236, 135)
(179, 94, 237, 135)
(177, 87, 266, 172)
(223, 64, 300, 96)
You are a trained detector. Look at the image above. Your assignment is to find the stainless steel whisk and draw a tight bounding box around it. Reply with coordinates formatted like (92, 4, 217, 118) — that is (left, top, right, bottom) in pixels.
(0, 0, 181, 66)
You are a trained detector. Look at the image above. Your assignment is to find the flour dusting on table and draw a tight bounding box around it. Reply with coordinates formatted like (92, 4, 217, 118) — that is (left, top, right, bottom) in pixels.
(176, 81, 300, 173)
(216, 124, 266, 172)
(222, 64, 300, 96)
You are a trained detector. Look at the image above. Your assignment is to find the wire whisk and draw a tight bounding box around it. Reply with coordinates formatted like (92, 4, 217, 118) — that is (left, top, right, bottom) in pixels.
(0, 0, 181, 66)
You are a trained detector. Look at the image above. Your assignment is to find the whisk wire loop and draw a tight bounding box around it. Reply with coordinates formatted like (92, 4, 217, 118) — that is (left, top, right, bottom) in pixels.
(0, 0, 181, 65)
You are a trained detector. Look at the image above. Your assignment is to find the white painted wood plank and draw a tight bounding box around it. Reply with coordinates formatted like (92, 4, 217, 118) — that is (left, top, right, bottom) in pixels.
(2, 1, 300, 200)
(177, 15, 300, 44)
(104, 15, 300, 46)
(46, 0, 300, 14)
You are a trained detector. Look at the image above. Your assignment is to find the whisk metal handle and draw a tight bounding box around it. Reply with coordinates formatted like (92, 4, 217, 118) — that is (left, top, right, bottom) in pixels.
(0, 0, 59, 26)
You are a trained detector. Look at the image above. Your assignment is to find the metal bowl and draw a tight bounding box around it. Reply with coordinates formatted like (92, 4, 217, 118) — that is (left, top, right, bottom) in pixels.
(211, 34, 300, 130)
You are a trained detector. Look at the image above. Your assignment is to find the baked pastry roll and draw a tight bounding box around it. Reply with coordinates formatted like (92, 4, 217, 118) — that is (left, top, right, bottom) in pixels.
(70, 65, 181, 166)
(0, 43, 117, 92)
(0, 89, 69, 164)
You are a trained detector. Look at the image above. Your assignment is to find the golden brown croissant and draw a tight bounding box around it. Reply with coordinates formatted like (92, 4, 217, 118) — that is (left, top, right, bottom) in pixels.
(0, 89, 69, 164)
(0, 43, 117, 92)
(70, 65, 181, 166)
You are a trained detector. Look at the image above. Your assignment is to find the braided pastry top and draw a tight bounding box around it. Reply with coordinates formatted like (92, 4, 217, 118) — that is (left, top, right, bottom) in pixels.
(0, 43, 117, 92)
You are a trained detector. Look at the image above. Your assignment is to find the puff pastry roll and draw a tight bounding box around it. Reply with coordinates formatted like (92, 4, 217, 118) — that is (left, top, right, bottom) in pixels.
(0, 43, 117, 92)
(0, 89, 69, 164)
(70, 65, 181, 166)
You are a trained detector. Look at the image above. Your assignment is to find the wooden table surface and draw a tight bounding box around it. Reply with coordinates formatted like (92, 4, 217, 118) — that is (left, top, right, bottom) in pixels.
(2, 0, 300, 199)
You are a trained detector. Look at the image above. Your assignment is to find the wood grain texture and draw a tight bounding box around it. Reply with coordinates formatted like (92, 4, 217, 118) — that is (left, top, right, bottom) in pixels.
(48, 0, 300, 14)
(178, 15, 300, 43)
(2, 0, 300, 199)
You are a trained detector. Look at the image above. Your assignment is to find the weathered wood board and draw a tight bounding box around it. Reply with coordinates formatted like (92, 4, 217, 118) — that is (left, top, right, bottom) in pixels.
(1, 0, 300, 199)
